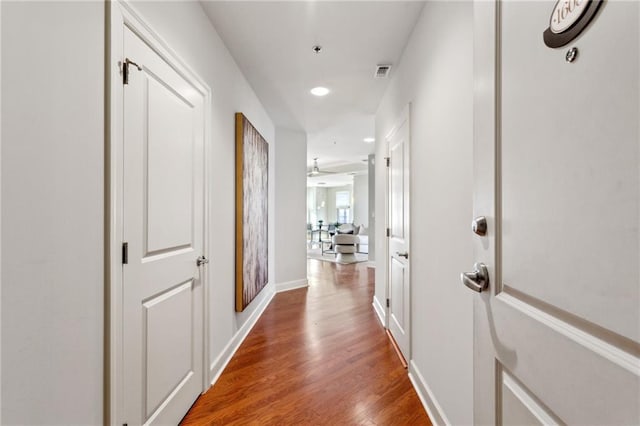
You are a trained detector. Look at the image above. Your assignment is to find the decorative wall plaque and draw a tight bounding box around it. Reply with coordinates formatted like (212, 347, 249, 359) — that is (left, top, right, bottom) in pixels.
(543, 0, 603, 48)
(235, 113, 269, 312)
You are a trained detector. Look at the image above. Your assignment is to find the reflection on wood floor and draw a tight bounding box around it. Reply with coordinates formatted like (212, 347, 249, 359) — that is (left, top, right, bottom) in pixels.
(181, 260, 432, 425)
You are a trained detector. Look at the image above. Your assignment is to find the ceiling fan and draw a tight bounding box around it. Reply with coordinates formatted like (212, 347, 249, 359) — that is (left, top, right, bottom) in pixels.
(307, 158, 337, 177)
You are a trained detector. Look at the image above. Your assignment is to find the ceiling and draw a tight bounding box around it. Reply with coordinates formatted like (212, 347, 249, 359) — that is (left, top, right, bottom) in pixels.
(200, 1, 425, 184)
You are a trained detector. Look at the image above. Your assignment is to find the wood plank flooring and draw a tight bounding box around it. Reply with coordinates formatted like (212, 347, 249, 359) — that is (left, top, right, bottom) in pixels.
(180, 260, 431, 425)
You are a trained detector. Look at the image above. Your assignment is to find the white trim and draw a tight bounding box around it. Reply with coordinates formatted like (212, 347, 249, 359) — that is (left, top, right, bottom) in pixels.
(0, 1, 3, 421)
(276, 278, 309, 293)
(383, 136, 390, 330)
(209, 287, 276, 386)
(108, 2, 212, 424)
(107, 3, 124, 424)
(502, 370, 559, 425)
(372, 295, 386, 327)
(408, 361, 451, 426)
(499, 292, 640, 376)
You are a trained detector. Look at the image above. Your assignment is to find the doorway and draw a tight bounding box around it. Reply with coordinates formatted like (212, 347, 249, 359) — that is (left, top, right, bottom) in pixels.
(386, 106, 411, 363)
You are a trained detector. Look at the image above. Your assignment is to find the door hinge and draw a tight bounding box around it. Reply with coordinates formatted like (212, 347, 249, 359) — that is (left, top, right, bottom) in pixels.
(122, 58, 142, 85)
(386, 298, 390, 308)
(385, 157, 390, 167)
(122, 242, 128, 265)
(386, 228, 390, 237)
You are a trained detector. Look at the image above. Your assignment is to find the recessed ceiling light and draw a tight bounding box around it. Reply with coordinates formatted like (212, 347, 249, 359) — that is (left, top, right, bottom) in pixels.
(310, 87, 330, 97)
(363, 137, 375, 143)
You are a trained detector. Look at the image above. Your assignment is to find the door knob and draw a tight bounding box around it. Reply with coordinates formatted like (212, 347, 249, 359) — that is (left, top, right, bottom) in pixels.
(396, 251, 409, 259)
(197, 256, 209, 266)
(460, 262, 489, 292)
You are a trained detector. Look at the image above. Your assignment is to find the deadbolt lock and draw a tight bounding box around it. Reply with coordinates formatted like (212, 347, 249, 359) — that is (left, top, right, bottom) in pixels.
(472, 216, 487, 236)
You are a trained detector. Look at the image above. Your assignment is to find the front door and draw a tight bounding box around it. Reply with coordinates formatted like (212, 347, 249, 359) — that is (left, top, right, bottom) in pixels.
(122, 26, 206, 425)
(387, 108, 411, 362)
(471, 1, 639, 424)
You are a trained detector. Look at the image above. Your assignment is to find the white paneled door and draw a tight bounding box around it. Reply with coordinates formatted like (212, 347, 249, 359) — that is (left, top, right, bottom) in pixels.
(472, 1, 639, 424)
(122, 26, 206, 425)
(387, 109, 411, 362)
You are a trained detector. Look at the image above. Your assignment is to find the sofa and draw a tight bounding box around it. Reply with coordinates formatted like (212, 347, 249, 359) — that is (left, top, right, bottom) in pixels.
(357, 229, 368, 254)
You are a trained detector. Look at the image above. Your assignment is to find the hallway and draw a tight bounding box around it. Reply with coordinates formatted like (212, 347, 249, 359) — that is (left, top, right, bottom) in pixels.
(181, 261, 431, 425)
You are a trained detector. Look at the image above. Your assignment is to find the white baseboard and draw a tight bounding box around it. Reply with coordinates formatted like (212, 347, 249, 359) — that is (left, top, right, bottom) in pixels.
(372, 295, 386, 327)
(365, 261, 376, 268)
(208, 286, 276, 387)
(276, 278, 308, 293)
(408, 361, 450, 426)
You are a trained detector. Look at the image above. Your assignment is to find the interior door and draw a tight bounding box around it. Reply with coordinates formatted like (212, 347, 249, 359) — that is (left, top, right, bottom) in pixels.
(387, 109, 411, 362)
(471, 1, 639, 424)
(122, 26, 205, 425)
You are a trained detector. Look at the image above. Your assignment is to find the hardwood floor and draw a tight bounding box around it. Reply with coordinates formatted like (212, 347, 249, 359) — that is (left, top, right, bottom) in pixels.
(181, 260, 431, 425)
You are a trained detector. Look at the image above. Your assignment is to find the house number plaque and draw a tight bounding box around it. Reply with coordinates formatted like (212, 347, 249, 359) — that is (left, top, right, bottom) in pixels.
(543, 0, 603, 48)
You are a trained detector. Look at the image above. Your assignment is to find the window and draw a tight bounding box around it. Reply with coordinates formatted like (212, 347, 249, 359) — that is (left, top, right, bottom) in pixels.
(337, 208, 350, 224)
(335, 191, 351, 223)
(335, 191, 350, 208)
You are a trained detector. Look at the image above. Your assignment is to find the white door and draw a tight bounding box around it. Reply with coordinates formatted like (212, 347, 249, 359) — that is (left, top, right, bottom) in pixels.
(471, 1, 639, 424)
(122, 26, 206, 425)
(387, 109, 411, 362)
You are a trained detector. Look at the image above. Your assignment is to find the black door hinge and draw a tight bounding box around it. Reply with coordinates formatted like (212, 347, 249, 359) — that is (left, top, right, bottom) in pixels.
(122, 242, 128, 265)
(386, 228, 390, 237)
(385, 157, 390, 167)
(386, 298, 390, 308)
(123, 58, 142, 85)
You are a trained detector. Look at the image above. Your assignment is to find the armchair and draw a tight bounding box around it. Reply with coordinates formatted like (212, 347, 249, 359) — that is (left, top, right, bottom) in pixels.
(332, 233, 359, 263)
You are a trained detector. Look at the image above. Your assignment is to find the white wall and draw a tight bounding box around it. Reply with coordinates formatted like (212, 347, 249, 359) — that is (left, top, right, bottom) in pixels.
(128, 0, 277, 384)
(353, 174, 368, 227)
(1, 2, 104, 423)
(1, 2, 4, 421)
(2, 1, 281, 422)
(314, 187, 327, 223)
(375, 2, 474, 424)
(274, 128, 307, 290)
(306, 187, 315, 224)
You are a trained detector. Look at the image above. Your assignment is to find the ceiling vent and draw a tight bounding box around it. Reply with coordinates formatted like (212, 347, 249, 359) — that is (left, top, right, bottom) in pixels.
(374, 64, 392, 79)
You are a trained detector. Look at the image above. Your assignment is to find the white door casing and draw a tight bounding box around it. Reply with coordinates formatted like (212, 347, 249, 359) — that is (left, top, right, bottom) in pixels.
(387, 107, 411, 362)
(472, 1, 639, 424)
(109, 3, 211, 425)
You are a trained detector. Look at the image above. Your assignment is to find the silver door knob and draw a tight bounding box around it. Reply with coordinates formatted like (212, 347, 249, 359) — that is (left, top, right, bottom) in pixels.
(472, 216, 487, 236)
(396, 251, 409, 259)
(460, 262, 489, 292)
(197, 256, 209, 266)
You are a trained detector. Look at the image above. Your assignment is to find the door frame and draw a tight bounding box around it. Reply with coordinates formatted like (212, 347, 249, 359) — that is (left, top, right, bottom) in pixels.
(473, 1, 498, 423)
(384, 105, 411, 357)
(107, 2, 212, 424)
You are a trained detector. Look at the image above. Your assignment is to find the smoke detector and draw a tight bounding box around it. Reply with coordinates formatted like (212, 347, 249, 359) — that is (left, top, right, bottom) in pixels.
(374, 64, 392, 78)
